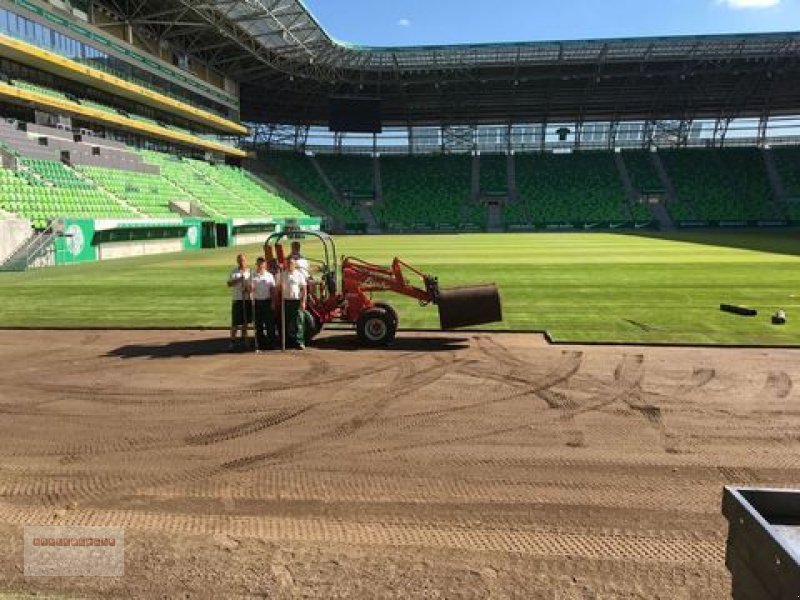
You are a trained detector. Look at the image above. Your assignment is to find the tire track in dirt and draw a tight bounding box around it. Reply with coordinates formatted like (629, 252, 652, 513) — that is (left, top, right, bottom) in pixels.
(764, 371, 793, 399)
(219, 354, 460, 473)
(184, 405, 314, 447)
(0, 502, 725, 567)
(371, 347, 585, 435)
(473, 336, 584, 410)
(674, 368, 716, 396)
(363, 349, 637, 459)
(18, 354, 459, 507)
(15, 351, 417, 405)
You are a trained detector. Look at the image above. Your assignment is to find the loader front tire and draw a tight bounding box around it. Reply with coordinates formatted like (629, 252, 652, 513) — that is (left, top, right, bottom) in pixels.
(356, 308, 397, 347)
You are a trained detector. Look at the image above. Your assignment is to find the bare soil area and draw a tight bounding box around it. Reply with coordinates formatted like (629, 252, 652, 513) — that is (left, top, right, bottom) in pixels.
(0, 329, 798, 599)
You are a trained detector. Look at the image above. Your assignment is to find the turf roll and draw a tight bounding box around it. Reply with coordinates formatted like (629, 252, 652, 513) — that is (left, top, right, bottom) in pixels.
(720, 304, 758, 317)
(438, 284, 503, 330)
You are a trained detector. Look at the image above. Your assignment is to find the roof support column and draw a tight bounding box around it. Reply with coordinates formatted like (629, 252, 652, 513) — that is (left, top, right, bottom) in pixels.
(608, 120, 619, 152)
(539, 122, 547, 154)
(757, 112, 769, 148)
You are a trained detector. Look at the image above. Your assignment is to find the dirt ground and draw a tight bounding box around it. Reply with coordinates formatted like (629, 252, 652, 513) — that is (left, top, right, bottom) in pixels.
(0, 329, 798, 599)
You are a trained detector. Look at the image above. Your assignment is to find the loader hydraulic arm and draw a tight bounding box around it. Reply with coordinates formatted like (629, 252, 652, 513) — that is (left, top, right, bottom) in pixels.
(341, 257, 440, 307)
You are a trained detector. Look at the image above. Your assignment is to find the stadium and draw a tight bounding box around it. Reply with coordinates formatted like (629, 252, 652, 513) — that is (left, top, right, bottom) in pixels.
(0, 0, 799, 597)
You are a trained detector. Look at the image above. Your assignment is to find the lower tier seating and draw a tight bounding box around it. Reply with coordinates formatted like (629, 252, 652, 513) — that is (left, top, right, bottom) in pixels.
(260, 152, 359, 224)
(660, 149, 777, 222)
(0, 164, 135, 228)
(379, 155, 483, 229)
(515, 152, 630, 223)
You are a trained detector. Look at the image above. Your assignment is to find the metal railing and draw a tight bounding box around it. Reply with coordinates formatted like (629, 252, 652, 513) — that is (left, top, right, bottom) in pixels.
(0, 225, 56, 272)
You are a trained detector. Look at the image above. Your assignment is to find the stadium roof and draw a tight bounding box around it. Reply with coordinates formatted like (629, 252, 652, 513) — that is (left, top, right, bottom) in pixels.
(105, 0, 800, 126)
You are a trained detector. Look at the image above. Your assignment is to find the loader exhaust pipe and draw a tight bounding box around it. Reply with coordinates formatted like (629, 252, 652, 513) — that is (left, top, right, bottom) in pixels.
(437, 284, 503, 330)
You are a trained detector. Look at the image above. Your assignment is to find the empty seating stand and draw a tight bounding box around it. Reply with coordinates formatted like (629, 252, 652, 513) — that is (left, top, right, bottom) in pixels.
(141, 150, 310, 219)
(621, 151, 668, 221)
(262, 152, 358, 223)
(772, 147, 800, 219)
(0, 123, 311, 226)
(0, 159, 135, 228)
(661, 148, 777, 222)
(76, 165, 188, 217)
(379, 154, 481, 230)
(515, 152, 629, 223)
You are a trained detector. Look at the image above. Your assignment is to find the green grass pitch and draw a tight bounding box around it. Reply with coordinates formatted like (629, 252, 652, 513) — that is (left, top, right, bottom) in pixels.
(1, 231, 799, 345)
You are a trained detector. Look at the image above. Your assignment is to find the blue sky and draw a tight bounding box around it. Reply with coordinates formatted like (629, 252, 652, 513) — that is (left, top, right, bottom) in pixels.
(303, 0, 800, 46)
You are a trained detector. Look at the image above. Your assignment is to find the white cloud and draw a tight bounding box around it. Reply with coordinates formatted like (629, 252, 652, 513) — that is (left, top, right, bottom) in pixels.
(397, 18, 411, 27)
(716, 0, 781, 8)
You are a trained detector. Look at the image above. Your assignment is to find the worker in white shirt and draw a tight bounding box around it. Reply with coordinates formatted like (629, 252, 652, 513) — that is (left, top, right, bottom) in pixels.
(227, 253, 253, 350)
(281, 255, 308, 350)
(289, 241, 311, 281)
(252, 257, 277, 350)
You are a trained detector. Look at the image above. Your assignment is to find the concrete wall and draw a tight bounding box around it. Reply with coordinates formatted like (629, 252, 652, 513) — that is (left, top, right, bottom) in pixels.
(97, 239, 182, 261)
(0, 218, 32, 264)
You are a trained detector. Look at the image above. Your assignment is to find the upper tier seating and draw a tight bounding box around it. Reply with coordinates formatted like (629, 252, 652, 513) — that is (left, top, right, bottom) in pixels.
(515, 152, 630, 223)
(0, 117, 311, 226)
(8, 80, 235, 154)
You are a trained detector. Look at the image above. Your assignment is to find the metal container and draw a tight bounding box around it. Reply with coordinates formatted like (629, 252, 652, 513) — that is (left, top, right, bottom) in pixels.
(722, 486, 800, 599)
(437, 284, 502, 330)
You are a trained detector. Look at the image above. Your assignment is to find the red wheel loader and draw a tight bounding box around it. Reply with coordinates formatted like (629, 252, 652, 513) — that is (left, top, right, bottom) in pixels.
(264, 230, 502, 347)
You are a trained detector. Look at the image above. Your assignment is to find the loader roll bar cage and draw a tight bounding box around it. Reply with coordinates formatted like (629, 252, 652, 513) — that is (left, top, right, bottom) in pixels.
(264, 229, 338, 294)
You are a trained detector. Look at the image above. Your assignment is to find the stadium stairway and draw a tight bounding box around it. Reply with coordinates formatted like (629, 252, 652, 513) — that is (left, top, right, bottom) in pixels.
(0, 225, 55, 271)
(616, 152, 674, 229)
(373, 156, 384, 208)
(242, 159, 324, 220)
(614, 153, 643, 219)
(650, 151, 695, 221)
(256, 152, 356, 229)
(478, 154, 510, 231)
(762, 149, 789, 202)
(486, 203, 503, 232)
(308, 155, 344, 204)
(358, 204, 380, 233)
(313, 154, 377, 231)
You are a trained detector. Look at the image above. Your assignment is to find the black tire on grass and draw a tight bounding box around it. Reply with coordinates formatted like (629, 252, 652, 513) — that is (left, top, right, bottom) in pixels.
(720, 304, 758, 317)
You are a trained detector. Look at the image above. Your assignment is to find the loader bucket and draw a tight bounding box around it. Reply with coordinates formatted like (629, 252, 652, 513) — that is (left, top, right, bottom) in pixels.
(437, 284, 502, 330)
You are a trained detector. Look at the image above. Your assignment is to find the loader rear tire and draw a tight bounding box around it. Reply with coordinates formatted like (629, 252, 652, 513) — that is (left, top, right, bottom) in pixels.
(356, 308, 397, 347)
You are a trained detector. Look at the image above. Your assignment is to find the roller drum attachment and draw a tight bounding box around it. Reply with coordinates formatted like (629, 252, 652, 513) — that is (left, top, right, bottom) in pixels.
(437, 284, 502, 330)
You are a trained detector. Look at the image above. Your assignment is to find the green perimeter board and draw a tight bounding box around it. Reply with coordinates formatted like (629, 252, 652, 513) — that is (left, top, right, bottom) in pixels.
(2, 231, 800, 345)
